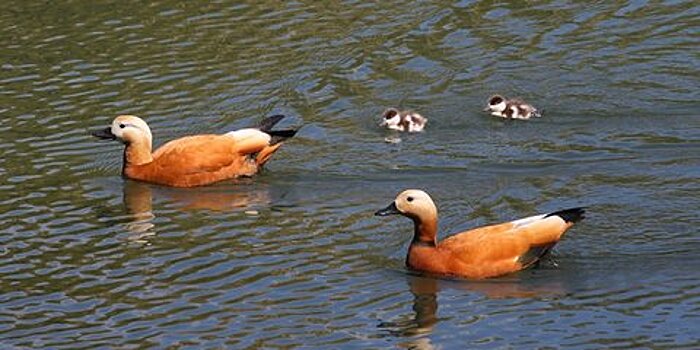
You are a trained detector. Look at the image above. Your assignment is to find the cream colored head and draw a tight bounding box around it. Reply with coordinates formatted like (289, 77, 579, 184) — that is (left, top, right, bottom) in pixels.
(375, 189, 439, 245)
(395, 189, 438, 219)
(92, 115, 155, 167)
(93, 115, 153, 148)
(110, 115, 152, 145)
(375, 189, 438, 221)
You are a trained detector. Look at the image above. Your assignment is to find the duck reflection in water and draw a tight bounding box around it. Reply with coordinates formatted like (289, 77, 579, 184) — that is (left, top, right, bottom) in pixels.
(379, 272, 566, 348)
(122, 180, 157, 239)
(122, 179, 272, 241)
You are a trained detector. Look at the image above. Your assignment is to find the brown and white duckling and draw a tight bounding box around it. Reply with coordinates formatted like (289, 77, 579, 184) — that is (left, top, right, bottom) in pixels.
(484, 94, 542, 120)
(380, 108, 427, 132)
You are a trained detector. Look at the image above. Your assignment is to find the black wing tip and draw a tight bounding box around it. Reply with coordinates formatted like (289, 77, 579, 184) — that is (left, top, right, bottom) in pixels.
(545, 207, 586, 223)
(258, 114, 300, 144)
(258, 114, 286, 132)
(268, 128, 299, 145)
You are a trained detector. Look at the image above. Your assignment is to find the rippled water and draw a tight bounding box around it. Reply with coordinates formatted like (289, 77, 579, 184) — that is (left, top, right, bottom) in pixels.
(1, 1, 699, 348)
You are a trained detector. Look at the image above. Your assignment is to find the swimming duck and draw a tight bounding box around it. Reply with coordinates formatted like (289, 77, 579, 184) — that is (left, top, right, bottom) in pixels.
(380, 108, 427, 132)
(375, 189, 585, 279)
(92, 114, 297, 187)
(484, 94, 542, 120)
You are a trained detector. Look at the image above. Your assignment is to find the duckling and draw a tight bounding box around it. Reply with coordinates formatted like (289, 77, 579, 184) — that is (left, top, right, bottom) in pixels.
(484, 94, 542, 120)
(375, 189, 585, 279)
(380, 108, 427, 132)
(92, 114, 297, 187)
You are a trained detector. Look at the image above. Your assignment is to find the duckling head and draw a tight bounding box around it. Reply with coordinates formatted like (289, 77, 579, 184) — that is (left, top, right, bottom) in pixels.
(93, 115, 153, 147)
(375, 189, 438, 222)
(484, 94, 507, 114)
(380, 108, 402, 130)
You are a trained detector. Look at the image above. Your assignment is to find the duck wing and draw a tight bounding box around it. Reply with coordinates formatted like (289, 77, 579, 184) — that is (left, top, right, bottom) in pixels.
(152, 135, 241, 173)
(440, 208, 585, 267)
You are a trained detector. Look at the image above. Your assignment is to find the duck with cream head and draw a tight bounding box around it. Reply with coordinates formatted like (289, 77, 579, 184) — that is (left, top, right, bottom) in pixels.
(92, 114, 297, 187)
(375, 189, 585, 279)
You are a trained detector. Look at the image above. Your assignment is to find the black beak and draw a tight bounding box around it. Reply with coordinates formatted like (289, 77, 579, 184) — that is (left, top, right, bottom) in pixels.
(92, 127, 116, 140)
(375, 202, 401, 216)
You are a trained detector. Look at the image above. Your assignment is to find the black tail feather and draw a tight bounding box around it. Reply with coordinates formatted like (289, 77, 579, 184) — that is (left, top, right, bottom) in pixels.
(268, 129, 298, 145)
(545, 207, 586, 223)
(258, 115, 286, 132)
(257, 114, 298, 144)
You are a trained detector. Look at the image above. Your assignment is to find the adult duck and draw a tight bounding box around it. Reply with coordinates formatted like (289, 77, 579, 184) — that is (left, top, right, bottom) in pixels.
(92, 114, 297, 187)
(375, 189, 585, 279)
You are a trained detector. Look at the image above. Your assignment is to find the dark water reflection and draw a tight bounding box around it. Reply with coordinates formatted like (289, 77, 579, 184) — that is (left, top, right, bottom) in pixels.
(1, 0, 699, 349)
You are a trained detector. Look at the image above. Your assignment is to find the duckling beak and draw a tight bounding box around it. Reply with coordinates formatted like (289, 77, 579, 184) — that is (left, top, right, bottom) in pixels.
(483, 106, 492, 112)
(92, 127, 116, 140)
(375, 202, 401, 216)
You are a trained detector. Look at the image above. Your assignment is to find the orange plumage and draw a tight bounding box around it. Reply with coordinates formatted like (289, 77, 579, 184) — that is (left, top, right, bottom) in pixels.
(376, 189, 585, 279)
(93, 115, 297, 187)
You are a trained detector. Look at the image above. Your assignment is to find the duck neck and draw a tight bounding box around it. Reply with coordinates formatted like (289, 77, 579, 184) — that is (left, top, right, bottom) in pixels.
(122, 139, 153, 171)
(411, 216, 438, 247)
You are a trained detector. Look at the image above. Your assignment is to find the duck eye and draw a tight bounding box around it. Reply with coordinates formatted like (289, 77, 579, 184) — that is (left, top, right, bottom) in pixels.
(119, 124, 125, 129)
(407, 196, 414, 202)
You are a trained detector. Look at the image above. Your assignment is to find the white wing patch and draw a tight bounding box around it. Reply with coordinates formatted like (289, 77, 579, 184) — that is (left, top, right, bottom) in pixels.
(511, 214, 547, 228)
(226, 128, 271, 143)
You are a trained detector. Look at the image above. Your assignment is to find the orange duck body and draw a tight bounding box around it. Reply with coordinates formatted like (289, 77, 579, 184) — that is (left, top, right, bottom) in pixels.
(93, 115, 297, 187)
(376, 189, 585, 279)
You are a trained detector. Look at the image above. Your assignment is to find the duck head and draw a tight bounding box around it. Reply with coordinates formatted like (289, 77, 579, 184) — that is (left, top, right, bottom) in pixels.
(380, 108, 402, 129)
(93, 115, 154, 167)
(484, 94, 507, 114)
(93, 115, 153, 147)
(375, 189, 439, 245)
(375, 189, 436, 218)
